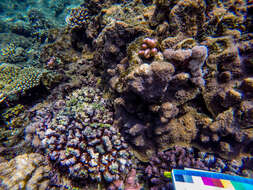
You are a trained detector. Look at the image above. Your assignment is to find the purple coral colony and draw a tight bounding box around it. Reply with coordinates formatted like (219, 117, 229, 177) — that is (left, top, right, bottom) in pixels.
(0, 0, 252, 189)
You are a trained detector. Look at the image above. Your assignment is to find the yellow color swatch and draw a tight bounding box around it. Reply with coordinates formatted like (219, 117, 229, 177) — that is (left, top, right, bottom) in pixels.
(220, 179, 234, 188)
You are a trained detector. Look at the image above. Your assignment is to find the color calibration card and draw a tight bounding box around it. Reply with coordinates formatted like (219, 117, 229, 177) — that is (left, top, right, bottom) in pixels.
(172, 169, 253, 190)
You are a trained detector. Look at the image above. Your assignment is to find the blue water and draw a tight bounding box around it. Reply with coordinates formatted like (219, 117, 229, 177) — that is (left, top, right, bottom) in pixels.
(0, 0, 83, 66)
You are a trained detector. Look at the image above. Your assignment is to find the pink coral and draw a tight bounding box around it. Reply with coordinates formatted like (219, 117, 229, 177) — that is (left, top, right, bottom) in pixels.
(125, 169, 141, 190)
(138, 38, 158, 59)
(107, 169, 141, 190)
(46, 56, 56, 69)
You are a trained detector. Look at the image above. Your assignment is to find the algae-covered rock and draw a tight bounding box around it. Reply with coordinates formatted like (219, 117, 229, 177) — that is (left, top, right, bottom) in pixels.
(0, 153, 50, 190)
(155, 113, 198, 150)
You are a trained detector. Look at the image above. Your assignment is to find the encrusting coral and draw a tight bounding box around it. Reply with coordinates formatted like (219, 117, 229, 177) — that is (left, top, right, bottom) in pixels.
(163, 45, 208, 87)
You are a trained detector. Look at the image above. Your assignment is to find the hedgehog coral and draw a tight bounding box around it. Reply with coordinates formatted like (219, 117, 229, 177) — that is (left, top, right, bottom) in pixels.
(25, 86, 133, 183)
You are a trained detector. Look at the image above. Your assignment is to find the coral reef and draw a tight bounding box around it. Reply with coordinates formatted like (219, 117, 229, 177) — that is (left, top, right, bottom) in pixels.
(39, 28, 81, 64)
(0, 153, 50, 190)
(69, 0, 253, 175)
(0, 62, 60, 160)
(0, 0, 252, 189)
(0, 33, 33, 64)
(109, 45, 208, 158)
(0, 0, 84, 67)
(90, 1, 153, 71)
(25, 86, 133, 183)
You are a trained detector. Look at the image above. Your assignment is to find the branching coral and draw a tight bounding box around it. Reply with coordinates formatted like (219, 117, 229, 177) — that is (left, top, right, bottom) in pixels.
(0, 63, 59, 101)
(138, 38, 158, 59)
(66, 6, 90, 29)
(0, 63, 43, 97)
